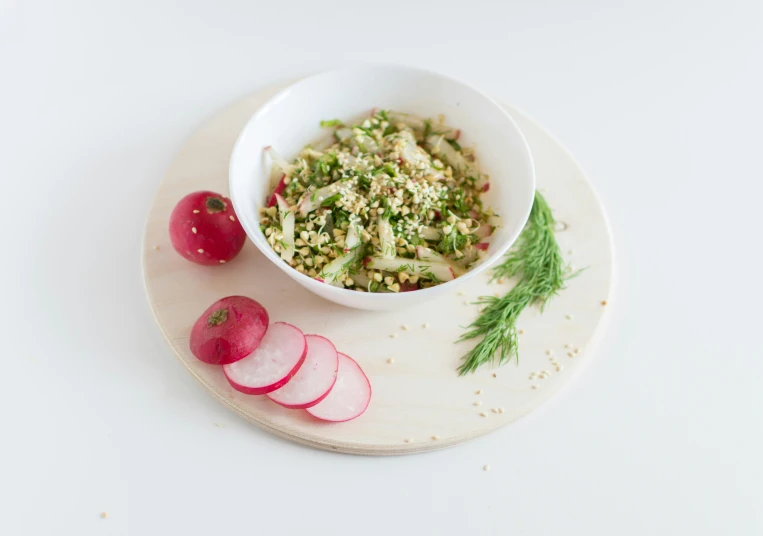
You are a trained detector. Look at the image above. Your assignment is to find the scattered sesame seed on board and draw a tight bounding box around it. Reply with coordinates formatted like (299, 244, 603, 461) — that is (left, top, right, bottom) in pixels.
(404, 438, 412, 443)
(491, 372, 497, 378)
(389, 333, 397, 339)
(473, 401, 482, 406)
(100, 512, 108, 519)
(475, 389, 483, 395)
(531, 385, 539, 390)
(191, 227, 197, 234)
(387, 358, 394, 364)
(601, 300, 608, 306)
(197, 248, 204, 253)
(498, 408, 504, 413)
(546, 349, 553, 355)
(565, 343, 572, 349)
(401, 325, 409, 331)
(565, 314, 573, 320)
(431, 435, 440, 441)
(491, 408, 499, 413)
(422, 323, 430, 329)
(483, 465, 491, 472)
(479, 412, 488, 417)
(567, 352, 574, 357)
(153, 245, 160, 251)
(518, 329, 525, 335)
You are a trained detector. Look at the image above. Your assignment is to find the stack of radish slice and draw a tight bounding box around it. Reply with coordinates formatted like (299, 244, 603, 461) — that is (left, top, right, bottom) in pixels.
(190, 296, 371, 422)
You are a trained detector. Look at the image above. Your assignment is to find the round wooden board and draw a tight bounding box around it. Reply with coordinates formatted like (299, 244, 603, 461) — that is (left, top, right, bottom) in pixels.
(142, 85, 615, 455)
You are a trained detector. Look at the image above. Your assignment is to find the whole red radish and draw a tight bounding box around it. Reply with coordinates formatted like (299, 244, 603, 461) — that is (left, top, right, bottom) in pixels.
(190, 296, 269, 365)
(169, 191, 246, 265)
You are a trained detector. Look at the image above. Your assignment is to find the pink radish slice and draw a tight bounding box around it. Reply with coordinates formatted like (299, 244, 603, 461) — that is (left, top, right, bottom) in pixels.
(223, 322, 307, 395)
(307, 353, 372, 422)
(267, 335, 338, 409)
(267, 174, 287, 207)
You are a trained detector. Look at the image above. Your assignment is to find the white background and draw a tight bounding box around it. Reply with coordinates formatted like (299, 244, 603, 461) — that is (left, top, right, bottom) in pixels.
(1, 0, 761, 534)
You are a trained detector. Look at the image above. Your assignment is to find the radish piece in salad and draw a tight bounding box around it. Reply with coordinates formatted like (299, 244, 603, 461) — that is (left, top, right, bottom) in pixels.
(387, 111, 460, 140)
(426, 134, 489, 192)
(267, 175, 287, 208)
(474, 224, 493, 240)
(267, 335, 339, 409)
(307, 353, 371, 422)
(365, 256, 456, 282)
(377, 216, 396, 259)
(419, 226, 442, 241)
(223, 322, 307, 395)
(298, 183, 342, 217)
(264, 146, 292, 188)
(416, 245, 466, 276)
(275, 194, 295, 262)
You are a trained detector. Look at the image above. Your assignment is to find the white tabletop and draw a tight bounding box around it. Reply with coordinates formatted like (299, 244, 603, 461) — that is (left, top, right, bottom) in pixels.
(2, 1, 762, 534)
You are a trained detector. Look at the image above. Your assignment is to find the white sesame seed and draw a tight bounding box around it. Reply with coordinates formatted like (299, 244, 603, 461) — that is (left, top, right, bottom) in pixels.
(153, 245, 160, 251)
(491, 408, 499, 413)
(197, 249, 204, 253)
(387, 358, 394, 364)
(193, 209, 200, 214)
(422, 323, 429, 329)
(191, 227, 197, 234)
(483, 465, 490, 471)
(498, 408, 504, 413)
(219, 260, 226, 264)
(518, 329, 525, 335)
(546, 349, 553, 356)
(229, 215, 236, 222)
(401, 325, 409, 331)
(531, 385, 539, 389)
(479, 412, 488, 417)
(474, 401, 482, 406)
(476, 389, 483, 395)
(432, 435, 439, 440)
(565, 314, 573, 320)
(389, 333, 397, 339)
(567, 352, 574, 357)
(565, 343, 572, 349)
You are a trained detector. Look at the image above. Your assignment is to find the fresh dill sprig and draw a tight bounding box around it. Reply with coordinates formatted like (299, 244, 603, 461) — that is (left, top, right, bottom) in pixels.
(457, 191, 572, 375)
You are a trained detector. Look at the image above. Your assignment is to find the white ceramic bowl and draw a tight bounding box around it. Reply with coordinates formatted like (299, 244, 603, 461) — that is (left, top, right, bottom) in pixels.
(229, 65, 535, 311)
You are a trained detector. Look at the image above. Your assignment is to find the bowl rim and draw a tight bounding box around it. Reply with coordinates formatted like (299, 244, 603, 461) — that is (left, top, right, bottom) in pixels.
(229, 63, 536, 303)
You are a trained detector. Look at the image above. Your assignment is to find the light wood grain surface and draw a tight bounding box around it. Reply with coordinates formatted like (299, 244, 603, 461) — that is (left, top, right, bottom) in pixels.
(141, 86, 615, 455)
